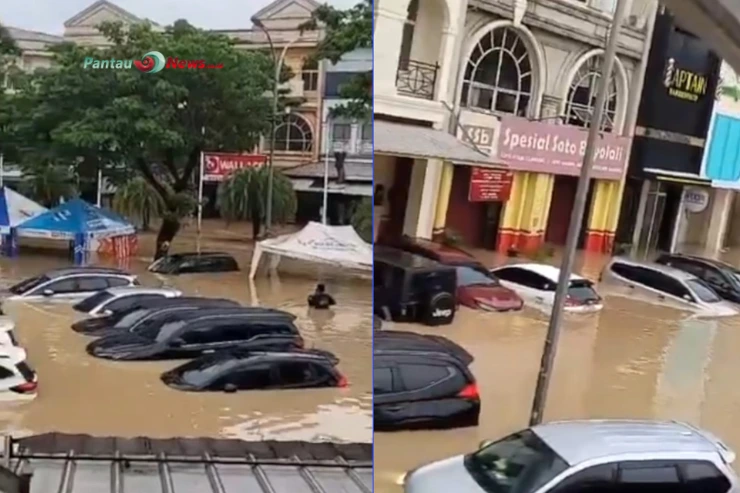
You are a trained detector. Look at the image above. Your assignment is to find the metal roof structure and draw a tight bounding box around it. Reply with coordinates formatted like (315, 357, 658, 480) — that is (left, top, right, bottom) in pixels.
(0, 433, 372, 493)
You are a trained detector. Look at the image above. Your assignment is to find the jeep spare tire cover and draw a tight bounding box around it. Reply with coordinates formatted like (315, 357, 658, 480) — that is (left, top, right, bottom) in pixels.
(423, 292, 455, 326)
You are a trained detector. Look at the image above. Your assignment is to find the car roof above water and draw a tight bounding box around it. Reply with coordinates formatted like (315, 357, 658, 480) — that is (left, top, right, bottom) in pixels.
(609, 257, 698, 281)
(104, 286, 180, 296)
(533, 419, 733, 466)
(147, 306, 296, 322)
(374, 246, 455, 272)
(45, 266, 132, 279)
(497, 263, 589, 283)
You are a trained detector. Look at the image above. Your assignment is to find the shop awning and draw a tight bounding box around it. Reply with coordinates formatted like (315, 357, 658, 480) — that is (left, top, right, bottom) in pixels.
(290, 178, 373, 196)
(374, 120, 497, 167)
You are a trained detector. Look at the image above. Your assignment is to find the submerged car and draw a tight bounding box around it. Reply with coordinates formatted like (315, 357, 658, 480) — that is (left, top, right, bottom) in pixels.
(374, 331, 479, 431)
(0, 349, 37, 401)
(397, 237, 523, 312)
(87, 311, 304, 361)
(490, 263, 603, 313)
(161, 348, 347, 392)
(4, 267, 138, 303)
(402, 420, 738, 493)
(71, 296, 241, 335)
(374, 247, 457, 326)
(72, 287, 182, 316)
(656, 253, 740, 304)
(602, 258, 738, 317)
(148, 252, 239, 275)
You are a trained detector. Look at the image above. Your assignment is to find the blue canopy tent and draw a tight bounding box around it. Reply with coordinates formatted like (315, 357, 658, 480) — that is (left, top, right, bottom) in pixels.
(16, 198, 135, 264)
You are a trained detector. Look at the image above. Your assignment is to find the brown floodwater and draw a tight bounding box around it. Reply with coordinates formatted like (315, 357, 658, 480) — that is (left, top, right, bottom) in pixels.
(0, 221, 372, 443)
(374, 249, 740, 492)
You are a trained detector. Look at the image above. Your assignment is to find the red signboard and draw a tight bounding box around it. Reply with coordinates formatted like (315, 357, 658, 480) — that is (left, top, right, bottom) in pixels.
(203, 152, 267, 182)
(468, 168, 513, 202)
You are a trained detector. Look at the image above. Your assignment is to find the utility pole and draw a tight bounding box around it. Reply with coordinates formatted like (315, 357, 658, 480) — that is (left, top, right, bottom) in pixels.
(529, 0, 631, 426)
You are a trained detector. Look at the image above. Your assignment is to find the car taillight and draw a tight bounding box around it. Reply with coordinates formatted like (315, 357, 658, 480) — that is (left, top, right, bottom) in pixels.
(337, 375, 349, 388)
(564, 296, 579, 306)
(457, 383, 479, 399)
(11, 381, 37, 394)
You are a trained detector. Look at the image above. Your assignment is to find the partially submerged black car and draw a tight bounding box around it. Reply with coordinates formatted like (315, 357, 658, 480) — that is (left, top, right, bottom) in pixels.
(148, 252, 239, 275)
(87, 310, 304, 361)
(374, 330, 479, 431)
(71, 296, 242, 335)
(161, 348, 347, 392)
(374, 246, 457, 326)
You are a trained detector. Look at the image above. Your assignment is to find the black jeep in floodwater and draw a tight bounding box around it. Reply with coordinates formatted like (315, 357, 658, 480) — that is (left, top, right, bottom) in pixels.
(373, 246, 457, 327)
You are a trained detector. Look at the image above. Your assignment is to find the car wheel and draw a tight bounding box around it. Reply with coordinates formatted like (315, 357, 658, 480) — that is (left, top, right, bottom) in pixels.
(423, 292, 456, 326)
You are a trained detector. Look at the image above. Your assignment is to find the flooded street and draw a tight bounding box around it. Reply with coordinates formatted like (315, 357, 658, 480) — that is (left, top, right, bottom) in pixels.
(0, 221, 372, 443)
(375, 251, 740, 492)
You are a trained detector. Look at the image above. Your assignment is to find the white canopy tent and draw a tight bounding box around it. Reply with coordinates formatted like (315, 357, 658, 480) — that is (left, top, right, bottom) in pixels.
(249, 222, 373, 279)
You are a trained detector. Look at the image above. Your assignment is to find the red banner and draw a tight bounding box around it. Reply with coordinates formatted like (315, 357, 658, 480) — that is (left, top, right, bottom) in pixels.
(203, 152, 267, 182)
(468, 168, 513, 202)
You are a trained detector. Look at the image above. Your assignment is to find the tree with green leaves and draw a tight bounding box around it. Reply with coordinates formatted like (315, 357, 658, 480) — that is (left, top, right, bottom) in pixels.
(19, 163, 77, 208)
(112, 176, 166, 231)
(303, 0, 371, 119)
(8, 20, 275, 259)
(216, 166, 297, 239)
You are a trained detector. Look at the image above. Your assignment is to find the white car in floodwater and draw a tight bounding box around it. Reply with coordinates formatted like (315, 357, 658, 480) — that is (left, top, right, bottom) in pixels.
(601, 258, 739, 318)
(72, 286, 182, 316)
(0, 348, 36, 401)
(489, 263, 603, 313)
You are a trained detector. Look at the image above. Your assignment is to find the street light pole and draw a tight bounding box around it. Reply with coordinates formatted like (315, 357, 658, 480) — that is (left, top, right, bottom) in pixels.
(528, 0, 631, 426)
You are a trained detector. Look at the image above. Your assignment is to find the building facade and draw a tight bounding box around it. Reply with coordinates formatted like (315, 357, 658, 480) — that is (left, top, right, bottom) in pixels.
(374, 0, 659, 254)
(616, 7, 722, 257)
(284, 48, 373, 224)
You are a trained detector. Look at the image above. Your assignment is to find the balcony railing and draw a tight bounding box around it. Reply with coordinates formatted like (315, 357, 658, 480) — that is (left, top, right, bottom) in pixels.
(327, 139, 373, 156)
(396, 58, 439, 100)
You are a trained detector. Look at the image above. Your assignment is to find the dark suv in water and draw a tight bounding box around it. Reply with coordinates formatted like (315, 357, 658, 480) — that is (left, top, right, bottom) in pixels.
(374, 331, 480, 431)
(161, 348, 347, 392)
(148, 252, 239, 275)
(374, 247, 457, 326)
(86, 309, 303, 360)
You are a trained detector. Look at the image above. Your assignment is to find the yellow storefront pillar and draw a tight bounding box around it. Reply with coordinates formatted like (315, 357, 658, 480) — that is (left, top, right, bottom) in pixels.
(497, 172, 554, 254)
(585, 179, 623, 254)
(432, 162, 454, 238)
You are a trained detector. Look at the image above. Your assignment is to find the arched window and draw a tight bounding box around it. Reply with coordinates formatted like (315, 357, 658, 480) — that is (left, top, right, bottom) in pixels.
(273, 114, 313, 152)
(461, 27, 533, 116)
(565, 56, 619, 132)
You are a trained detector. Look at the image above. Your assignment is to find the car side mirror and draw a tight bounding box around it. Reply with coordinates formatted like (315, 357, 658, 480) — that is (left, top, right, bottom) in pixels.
(223, 383, 237, 393)
(42, 289, 54, 297)
(103, 310, 112, 316)
(479, 440, 494, 450)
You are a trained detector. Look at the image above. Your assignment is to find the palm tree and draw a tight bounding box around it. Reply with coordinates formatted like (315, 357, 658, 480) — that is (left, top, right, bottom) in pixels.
(112, 176, 165, 231)
(20, 164, 76, 207)
(216, 166, 297, 239)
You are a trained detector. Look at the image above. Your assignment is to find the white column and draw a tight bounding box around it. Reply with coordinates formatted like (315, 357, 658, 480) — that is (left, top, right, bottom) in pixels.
(402, 159, 443, 238)
(435, 28, 457, 102)
(373, 5, 407, 96)
(706, 189, 734, 254)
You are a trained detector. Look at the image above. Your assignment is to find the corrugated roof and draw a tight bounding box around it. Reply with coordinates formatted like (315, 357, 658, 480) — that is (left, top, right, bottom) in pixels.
(284, 161, 372, 181)
(374, 120, 496, 167)
(0, 433, 372, 493)
(6, 27, 64, 44)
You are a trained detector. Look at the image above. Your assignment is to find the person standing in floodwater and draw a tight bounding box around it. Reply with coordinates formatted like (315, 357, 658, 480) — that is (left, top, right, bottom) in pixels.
(308, 284, 336, 309)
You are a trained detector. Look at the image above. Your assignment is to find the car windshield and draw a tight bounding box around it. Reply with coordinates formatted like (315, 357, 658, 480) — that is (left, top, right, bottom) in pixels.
(687, 279, 722, 303)
(567, 281, 600, 302)
(179, 357, 234, 386)
(113, 308, 153, 329)
(150, 256, 182, 273)
(9, 275, 49, 295)
(74, 291, 115, 312)
(463, 429, 568, 493)
(457, 266, 499, 287)
(135, 319, 187, 342)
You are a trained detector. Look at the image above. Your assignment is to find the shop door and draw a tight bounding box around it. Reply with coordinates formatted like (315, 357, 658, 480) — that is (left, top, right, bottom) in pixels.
(481, 202, 503, 250)
(635, 181, 666, 259)
(379, 158, 412, 243)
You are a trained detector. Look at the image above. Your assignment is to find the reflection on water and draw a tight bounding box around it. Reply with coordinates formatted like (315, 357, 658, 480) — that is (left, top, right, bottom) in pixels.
(0, 226, 371, 443)
(375, 250, 740, 492)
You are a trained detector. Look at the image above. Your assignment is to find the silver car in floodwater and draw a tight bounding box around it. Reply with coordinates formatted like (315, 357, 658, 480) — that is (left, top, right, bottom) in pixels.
(73, 286, 182, 316)
(402, 420, 739, 493)
(2, 267, 139, 303)
(601, 257, 739, 317)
